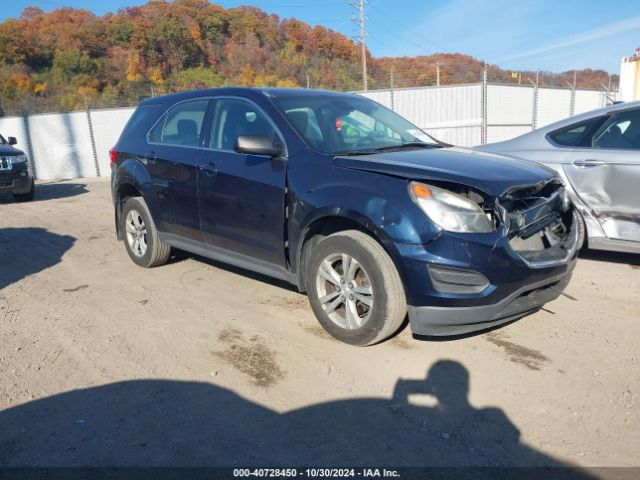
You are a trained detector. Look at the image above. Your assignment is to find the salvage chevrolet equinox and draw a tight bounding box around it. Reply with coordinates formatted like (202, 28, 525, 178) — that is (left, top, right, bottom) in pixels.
(111, 88, 579, 346)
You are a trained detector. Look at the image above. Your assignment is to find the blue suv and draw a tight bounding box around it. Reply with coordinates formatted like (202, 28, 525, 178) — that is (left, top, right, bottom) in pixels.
(111, 88, 578, 345)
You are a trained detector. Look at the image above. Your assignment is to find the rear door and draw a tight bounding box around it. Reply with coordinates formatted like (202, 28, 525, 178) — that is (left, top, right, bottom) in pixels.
(560, 108, 640, 242)
(146, 98, 211, 241)
(198, 97, 287, 267)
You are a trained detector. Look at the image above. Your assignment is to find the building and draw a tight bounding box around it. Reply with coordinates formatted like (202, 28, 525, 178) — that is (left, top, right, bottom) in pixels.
(620, 48, 640, 102)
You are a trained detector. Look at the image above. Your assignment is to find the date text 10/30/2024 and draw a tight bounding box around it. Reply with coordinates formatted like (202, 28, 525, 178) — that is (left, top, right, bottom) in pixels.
(233, 468, 401, 477)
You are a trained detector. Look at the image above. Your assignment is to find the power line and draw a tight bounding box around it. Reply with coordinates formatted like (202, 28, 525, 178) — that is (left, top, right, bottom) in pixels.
(368, 7, 443, 52)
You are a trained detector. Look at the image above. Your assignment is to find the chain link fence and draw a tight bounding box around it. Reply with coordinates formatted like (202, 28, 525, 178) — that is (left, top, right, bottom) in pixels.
(358, 74, 617, 146)
(0, 75, 618, 181)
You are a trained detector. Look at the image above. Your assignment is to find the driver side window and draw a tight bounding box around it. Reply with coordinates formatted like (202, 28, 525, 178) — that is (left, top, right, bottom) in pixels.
(210, 99, 279, 151)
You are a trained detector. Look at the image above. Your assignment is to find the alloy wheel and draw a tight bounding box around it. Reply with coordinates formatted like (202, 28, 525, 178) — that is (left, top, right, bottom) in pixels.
(125, 209, 148, 258)
(315, 252, 374, 330)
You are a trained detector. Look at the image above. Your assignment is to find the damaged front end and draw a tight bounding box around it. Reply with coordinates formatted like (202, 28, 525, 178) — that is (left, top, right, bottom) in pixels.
(402, 176, 580, 336)
(420, 177, 580, 268)
(496, 179, 579, 268)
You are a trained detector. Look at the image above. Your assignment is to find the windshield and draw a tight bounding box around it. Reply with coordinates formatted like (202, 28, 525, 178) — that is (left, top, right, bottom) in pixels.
(271, 94, 439, 155)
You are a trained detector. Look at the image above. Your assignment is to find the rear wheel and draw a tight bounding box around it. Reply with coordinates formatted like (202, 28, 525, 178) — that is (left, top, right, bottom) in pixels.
(13, 180, 35, 202)
(121, 197, 170, 268)
(305, 230, 407, 346)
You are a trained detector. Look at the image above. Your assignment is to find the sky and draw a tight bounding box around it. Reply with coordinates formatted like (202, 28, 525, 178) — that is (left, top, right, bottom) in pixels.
(2, 0, 639, 74)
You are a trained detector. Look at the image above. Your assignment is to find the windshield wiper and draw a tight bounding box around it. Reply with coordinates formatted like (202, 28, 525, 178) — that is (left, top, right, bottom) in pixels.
(373, 141, 439, 151)
(333, 149, 379, 156)
(334, 142, 439, 156)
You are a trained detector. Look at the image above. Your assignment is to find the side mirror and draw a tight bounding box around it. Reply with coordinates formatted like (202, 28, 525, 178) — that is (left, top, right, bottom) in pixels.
(235, 135, 282, 157)
(8, 137, 17, 145)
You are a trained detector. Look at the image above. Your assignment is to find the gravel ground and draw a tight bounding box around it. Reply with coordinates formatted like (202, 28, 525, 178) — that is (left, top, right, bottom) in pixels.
(0, 179, 638, 474)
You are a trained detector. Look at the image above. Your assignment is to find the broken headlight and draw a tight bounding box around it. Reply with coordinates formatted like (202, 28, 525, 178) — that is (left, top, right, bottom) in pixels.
(408, 181, 495, 233)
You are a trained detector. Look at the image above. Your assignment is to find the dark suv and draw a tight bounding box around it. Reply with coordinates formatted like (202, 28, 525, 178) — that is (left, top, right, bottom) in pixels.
(111, 88, 578, 346)
(0, 134, 34, 202)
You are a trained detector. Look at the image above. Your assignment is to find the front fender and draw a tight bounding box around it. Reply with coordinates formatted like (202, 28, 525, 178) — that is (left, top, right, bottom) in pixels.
(287, 172, 441, 280)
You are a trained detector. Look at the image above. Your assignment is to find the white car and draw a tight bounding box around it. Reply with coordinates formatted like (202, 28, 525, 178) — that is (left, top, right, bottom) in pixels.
(476, 101, 640, 254)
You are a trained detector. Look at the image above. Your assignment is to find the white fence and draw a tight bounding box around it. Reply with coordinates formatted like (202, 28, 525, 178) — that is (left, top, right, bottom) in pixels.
(0, 107, 135, 181)
(0, 84, 615, 181)
(359, 82, 615, 147)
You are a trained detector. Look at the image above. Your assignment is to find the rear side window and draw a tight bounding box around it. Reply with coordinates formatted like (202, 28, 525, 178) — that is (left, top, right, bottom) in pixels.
(149, 99, 210, 147)
(548, 116, 609, 147)
(593, 109, 640, 150)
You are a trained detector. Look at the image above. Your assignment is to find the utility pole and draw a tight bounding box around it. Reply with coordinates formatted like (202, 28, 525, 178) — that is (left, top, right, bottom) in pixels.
(436, 63, 440, 86)
(390, 69, 395, 111)
(350, 0, 368, 91)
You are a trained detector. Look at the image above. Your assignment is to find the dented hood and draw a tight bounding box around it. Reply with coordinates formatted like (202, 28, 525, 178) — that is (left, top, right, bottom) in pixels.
(334, 146, 556, 197)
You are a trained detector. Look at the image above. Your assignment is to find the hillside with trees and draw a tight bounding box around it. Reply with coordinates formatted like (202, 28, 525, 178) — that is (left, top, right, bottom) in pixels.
(0, 0, 618, 115)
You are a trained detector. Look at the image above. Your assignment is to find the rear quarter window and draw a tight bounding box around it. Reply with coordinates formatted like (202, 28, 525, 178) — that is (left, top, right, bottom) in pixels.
(122, 104, 161, 137)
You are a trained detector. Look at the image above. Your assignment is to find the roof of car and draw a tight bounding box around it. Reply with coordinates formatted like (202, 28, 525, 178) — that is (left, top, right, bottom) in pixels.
(538, 99, 640, 133)
(139, 86, 356, 105)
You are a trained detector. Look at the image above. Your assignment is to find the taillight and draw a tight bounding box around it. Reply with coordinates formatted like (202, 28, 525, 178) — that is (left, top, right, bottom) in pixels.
(109, 148, 117, 168)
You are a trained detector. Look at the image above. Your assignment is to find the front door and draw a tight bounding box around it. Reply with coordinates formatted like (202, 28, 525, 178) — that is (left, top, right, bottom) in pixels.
(562, 108, 640, 242)
(198, 98, 288, 268)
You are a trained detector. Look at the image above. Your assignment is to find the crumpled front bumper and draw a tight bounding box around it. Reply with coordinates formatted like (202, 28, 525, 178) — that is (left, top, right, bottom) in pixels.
(408, 269, 573, 336)
(392, 206, 579, 337)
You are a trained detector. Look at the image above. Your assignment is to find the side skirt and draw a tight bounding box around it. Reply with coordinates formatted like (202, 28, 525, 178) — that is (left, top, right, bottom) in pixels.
(159, 233, 298, 285)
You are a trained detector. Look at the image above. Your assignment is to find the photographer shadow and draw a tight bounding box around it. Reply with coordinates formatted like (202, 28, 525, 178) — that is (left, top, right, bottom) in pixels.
(0, 361, 595, 477)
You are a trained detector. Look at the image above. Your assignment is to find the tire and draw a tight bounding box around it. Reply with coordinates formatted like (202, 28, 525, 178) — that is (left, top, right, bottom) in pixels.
(121, 197, 171, 268)
(576, 210, 588, 250)
(305, 230, 407, 346)
(12, 180, 35, 202)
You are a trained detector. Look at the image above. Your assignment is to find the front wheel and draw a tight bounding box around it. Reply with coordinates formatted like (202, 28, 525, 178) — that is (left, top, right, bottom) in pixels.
(576, 210, 587, 250)
(305, 230, 407, 346)
(121, 197, 171, 268)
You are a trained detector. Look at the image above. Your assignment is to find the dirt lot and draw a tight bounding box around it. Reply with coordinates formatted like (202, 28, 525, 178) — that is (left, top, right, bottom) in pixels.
(0, 179, 638, 472)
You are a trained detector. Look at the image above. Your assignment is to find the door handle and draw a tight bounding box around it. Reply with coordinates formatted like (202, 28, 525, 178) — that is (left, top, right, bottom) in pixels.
(199, 161, 218, 176)
(573, 159, 605, 167)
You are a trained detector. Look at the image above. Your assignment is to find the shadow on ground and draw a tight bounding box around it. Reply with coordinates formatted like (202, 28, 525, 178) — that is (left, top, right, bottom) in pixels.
(0, 228, 75, 290)
(579, 249, 640, 267)
(0, 361, 594, 477)
(0, 182, 88, 204)
(33, 182, 89, 202)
